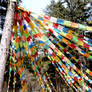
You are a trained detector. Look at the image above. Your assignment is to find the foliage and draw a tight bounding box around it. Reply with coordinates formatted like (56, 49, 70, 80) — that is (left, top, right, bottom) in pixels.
(45, 0, 92, 24)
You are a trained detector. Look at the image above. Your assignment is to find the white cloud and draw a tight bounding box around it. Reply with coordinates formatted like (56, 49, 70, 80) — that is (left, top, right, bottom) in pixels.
(21, 0, 58, 14)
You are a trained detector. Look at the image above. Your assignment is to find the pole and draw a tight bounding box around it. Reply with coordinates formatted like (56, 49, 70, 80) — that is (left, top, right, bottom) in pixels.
(0, 0, 16, 92)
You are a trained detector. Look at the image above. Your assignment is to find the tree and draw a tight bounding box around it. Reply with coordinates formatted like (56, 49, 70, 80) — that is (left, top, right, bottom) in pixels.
(0, 0, 16, 91)
(86, 1, 92, 26)
(45, 0, 92, 24)
(84, 2, 92, 38)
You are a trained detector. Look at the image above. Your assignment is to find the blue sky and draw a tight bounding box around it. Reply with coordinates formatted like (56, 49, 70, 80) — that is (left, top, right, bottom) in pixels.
(21, 0, 58, 14)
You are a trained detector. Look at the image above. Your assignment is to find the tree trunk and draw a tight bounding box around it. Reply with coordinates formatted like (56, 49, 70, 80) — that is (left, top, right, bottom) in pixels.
(0, 1, 16, 92)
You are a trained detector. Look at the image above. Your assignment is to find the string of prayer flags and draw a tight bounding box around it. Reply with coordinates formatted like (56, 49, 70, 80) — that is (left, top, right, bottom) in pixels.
(7, 6, 92, 92)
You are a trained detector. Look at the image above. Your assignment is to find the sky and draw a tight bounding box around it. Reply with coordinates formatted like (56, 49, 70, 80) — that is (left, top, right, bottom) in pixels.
(21, 0, 58, 14)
